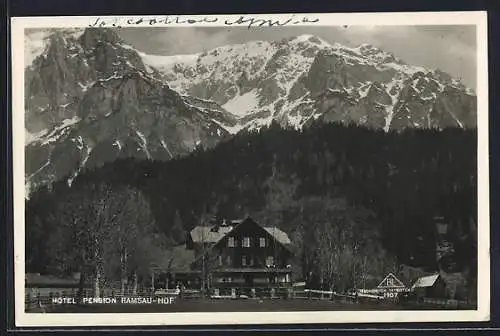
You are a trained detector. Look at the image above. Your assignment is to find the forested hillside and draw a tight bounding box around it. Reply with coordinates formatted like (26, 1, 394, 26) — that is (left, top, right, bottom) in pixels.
(26, 121, 477, 295)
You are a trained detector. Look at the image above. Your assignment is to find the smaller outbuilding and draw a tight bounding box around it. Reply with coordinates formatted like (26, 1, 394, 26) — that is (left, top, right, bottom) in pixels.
(411, 273, 448, 299)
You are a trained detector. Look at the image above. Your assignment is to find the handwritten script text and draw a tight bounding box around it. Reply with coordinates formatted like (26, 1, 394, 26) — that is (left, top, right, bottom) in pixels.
(89, 15, 320, 29)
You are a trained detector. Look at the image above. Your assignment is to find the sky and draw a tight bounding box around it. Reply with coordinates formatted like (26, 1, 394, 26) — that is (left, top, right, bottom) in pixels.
(118, 25, 477, 89)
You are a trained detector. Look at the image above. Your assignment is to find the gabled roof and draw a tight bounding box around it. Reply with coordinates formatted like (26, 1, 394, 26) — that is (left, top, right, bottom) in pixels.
(377, 272, 406, 288)
(189, 217, 292, 267)
(412, 274, 440, 289)
(189, 217, 291, 245)
(189, 225, 234, 244)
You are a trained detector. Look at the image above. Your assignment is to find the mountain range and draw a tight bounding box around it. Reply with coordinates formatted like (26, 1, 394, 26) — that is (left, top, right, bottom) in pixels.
(24, 28, 477, 194)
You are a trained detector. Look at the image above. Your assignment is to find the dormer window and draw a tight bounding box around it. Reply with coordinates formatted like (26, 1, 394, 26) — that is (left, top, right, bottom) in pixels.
(228, 237, 235, 247)
(242, 237, 250, 247)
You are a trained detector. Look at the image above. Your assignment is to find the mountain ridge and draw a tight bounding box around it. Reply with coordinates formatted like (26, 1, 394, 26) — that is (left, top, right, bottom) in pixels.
(24, 28, 477, 194)
(24, 28, 234, 193)
(141, 33, 476, 131)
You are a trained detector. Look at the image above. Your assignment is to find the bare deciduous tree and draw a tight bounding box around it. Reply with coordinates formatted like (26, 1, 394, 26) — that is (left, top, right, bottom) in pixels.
(49, 182, 165, 298)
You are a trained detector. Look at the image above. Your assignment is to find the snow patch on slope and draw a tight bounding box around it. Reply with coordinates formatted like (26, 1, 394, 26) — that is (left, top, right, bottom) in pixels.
(358, 82, 372, 99)
(447, 111, 465, 129)
(113, 140, 122, 151)
(292, 34, 331, 48)
(222, 90, 260, 117)
(211, 119, 244, 135)
(26, 128, 49, 145)
(160, 139, 174, 158)
(136, 130, 152, 159)
(68, 142, 92, 187)
(143, 53, 199, 72)
(383, 80, 404, 132)
(382, 62, 428, 76)
(27, 159, 50, 180)
(29, 116, 81, 146)
(141, 40, 276, 94)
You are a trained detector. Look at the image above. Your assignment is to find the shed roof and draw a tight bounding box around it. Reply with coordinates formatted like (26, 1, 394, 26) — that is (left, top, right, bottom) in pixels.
(412, 274, 440, 289)
(262, 227, 291, 245)
(25, 273, 80, 286)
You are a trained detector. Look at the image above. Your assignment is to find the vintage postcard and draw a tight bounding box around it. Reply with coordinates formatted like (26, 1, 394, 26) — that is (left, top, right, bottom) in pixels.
(11, 11, 489, 327)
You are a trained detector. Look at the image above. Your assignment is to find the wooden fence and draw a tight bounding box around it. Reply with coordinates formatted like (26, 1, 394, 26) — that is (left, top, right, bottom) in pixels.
(293, 289, 360, 303)
(419, 298, 477, 309)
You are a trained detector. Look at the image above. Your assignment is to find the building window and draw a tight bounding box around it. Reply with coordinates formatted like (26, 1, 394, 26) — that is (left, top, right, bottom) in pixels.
(226, 255, 232, 266)
(259, 237, 266, 247)
(387, 278, 394, 287)
(249, 256, 254, 266)
(228, 237, 235, 247)
(242, 237, 250, 247)
(266, 256, 274, 267)
(218, 255, 223, 266)
(242, 256, 247, 266)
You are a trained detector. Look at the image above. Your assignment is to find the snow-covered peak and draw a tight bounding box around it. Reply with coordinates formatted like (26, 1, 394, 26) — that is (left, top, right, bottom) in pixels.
(293, 34, 316, 41)
(25, 30, 50, 67)
(204, 40, 275, 60)
(356, 43, 388, 56)
(56, 28, 86, 39)
(143, 34, 332, 77)
(290, 34, 331, 48)
(142, 53, 198, 72)
(138, 32, 475, 131)
(24, 28, 85, 67)
(354, 42, 402, 65)
(357, 43, 376, 50)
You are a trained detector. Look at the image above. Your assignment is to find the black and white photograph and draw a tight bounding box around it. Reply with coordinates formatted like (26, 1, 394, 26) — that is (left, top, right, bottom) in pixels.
(12, 12, 489, 326)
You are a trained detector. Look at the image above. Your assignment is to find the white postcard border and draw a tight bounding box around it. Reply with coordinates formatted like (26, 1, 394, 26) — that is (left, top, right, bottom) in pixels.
(11, 11, 490, 327)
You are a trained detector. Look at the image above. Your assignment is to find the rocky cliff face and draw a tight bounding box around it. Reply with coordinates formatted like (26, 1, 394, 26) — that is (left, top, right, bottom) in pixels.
(24, 29, 477, 194)
(143, 35, 476, 132)
(25, 28, 234, 193)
